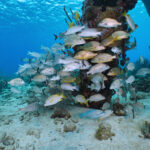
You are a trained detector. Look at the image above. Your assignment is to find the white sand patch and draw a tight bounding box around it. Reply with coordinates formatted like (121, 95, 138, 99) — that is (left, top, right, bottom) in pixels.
(1, 90, 150, 150)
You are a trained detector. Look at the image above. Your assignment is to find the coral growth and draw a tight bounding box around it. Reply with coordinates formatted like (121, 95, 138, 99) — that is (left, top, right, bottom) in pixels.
(51, 107, 71, 119)
(82, 0, 137, 26)
(113, 102, 126, 116)
(95, 122, 115, 140)
(64, 121, 77, 132)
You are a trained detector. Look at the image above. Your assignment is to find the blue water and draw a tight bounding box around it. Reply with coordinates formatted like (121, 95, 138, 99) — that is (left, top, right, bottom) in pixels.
(127, 0, 150, 62)
(0, 0, 149, 76)
(0, 0, 83, 75)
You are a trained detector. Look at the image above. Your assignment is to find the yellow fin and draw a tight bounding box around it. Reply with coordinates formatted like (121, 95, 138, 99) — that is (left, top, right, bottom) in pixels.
(111, 35, 119, 43)
(75, 11, 80, 21)
(109, 35, 119, 44)
(113, 35, 119, 41)
(85, 100, 89, 107)
(68, 22, 75, 28)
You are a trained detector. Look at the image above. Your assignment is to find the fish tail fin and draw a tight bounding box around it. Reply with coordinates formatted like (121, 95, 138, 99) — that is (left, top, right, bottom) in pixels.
(62, 92, 66, 99)
(122, 12, 127, 17)
(85, 100, 89, 107)
(53, 34, 58, 40)
(135, 24, 138, 29)
(68, 22, 75, 28)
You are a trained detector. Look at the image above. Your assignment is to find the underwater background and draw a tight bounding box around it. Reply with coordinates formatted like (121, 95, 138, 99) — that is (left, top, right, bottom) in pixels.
(1, 1, 150, 150)
(0, 0, 150, 76)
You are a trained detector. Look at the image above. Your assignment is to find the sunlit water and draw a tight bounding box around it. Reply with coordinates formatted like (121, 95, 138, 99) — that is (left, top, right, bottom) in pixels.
(0, 0, 149, 75)
(0, 0, 84, 75)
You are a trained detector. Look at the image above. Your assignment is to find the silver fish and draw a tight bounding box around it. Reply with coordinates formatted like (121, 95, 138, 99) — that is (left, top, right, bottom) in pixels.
(61, 83, 79, 91)
(98, 18, 121, 28)
(65, 25, 85, 35)
(28, 51, 41, 58)
(8, 78, 25, 86)
(127, 62, 135, 71)
(41, 67, 56, 76)
(126, 75, 135, 84)
(24, 68, 37, 76)
(50, 75, 60, 81)
(78, 28, 102, 37)
(32, 86, 42, 94)
(79, 60, 91, 70)
(111, 47, 121, 54)
(136, 68, 150, 76)
(110, 79, 123, 89)
(32, 74, 47, 82)
(89, 74, 105, 92)
(88, 94, 105, 102)
(64, 34, 86, 48)
(51, 43, 65, 52)
(63, 60, 91, 72)
(123, 13, 137, 31)
(87, 63, 110, 75)
(57, 57, 79, 65)
(74, 95, 89, 107)
(88, 84, 100, 92)
(102, 102, 110, 110)
(91, 74, 105, 87)
(63, 62, 81, 72)
(11, 87, 20, 94)
(59, 71, 71, 77)
(17, 64, 32, 74)
(19, 102, 39, 112)
(44, 93, 65, 107)
(139, 56, 145, 65)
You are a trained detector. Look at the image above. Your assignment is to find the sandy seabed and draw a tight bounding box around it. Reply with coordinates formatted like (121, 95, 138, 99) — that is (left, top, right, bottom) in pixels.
(0, 88, 150, 150)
